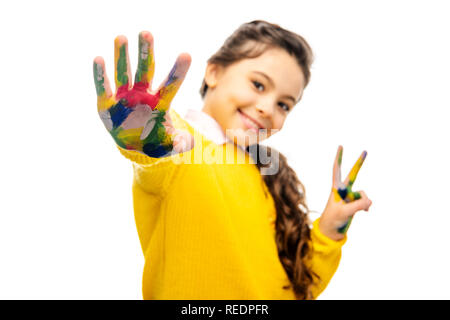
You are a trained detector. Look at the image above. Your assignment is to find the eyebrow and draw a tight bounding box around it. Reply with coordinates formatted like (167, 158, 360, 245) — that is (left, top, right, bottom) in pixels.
(252, 71, 297, 104)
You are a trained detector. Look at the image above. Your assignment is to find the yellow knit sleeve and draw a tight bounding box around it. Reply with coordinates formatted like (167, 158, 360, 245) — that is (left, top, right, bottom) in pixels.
(116, 108, 194, 197)
(308, 218, 347, 299)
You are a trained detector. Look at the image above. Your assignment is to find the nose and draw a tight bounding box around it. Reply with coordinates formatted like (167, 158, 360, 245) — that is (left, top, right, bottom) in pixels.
(255, 102, 275, 119)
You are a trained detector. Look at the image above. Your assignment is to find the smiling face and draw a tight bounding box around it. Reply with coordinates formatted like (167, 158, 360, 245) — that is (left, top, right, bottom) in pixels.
(202, 47, 306, 148)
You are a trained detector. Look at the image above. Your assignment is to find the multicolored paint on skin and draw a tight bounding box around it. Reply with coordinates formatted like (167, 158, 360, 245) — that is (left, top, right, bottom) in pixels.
(94, 60, 115, 112)
(115, 41, 130, 89)
(135, 33, 155, 88)
(93, 32, 190, 158)
(333, 147, 367, 234)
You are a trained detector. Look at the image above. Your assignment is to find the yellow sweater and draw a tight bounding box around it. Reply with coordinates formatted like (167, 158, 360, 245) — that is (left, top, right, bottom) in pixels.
(117, 108, 347, 300)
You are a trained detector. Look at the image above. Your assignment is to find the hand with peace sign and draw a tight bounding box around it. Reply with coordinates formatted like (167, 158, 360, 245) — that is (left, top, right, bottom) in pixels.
(318, 146, 372, 241)
(93, 31, 194, 158)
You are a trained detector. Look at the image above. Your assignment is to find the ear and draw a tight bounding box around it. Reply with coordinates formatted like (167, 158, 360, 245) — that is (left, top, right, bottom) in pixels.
(204, 63, 222, 89)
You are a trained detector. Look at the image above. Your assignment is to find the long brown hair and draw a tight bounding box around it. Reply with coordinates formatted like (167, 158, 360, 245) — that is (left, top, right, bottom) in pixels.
(199, 20, 316, 299)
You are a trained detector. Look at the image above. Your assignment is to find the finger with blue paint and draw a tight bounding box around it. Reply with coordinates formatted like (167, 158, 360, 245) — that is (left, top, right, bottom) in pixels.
(333, 146, 369, 233)
(335, 149, 366, 201)
(319, 146, 372, 241)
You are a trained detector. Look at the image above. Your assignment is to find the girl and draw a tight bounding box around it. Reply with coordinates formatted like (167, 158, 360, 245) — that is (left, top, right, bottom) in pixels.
(93, 20, 372, 300)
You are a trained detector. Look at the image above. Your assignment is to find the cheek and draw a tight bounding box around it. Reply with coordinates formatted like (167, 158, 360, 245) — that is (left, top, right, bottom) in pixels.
(272, 114, 286, 131)
(228, 86, 258, 107)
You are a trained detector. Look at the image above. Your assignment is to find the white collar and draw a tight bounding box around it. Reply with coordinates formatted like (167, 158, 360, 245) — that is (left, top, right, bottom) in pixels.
(184, 108, 229, 145)
(184, 108, 250, 153)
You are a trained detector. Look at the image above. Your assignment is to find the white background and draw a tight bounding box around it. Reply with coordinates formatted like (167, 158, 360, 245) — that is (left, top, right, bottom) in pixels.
(0, 0, 449, 299)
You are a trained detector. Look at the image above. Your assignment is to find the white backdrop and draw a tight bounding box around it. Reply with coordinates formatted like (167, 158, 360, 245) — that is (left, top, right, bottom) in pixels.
(1, 0, 449, 299)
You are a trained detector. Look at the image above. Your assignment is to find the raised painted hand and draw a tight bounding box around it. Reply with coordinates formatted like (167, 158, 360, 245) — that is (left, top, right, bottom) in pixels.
(319, 146, 372, 241)
(93, 31, 194, 158)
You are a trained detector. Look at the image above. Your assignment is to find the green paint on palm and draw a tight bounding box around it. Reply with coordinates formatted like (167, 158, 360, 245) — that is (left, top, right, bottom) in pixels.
(141, 110, 171, 147)
(117, 45, 129, 86)
(110, 127, 126, 149)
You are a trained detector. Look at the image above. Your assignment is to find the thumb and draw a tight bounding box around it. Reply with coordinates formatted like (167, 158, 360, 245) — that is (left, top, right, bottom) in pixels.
(172, 129, 195, 153)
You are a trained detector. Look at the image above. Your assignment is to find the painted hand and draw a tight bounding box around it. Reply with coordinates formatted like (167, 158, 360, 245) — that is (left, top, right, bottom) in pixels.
(93, 31, 194, 158)
(319, 146, 372, 241)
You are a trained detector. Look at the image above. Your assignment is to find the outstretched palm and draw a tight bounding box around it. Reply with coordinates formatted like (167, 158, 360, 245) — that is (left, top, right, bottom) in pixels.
(93, 31, 193, 157)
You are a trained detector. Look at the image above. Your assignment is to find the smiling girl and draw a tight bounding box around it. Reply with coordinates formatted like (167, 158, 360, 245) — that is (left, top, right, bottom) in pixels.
(93, 20, 372, 300)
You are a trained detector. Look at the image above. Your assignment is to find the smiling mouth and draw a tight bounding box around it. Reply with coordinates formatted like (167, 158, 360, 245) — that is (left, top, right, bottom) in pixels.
(238, 109, 265, 132)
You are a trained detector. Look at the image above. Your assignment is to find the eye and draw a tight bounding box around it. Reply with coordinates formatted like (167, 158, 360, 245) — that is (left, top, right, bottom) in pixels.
(278, 102, 290, 112)
(252, 81, 264, 92)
